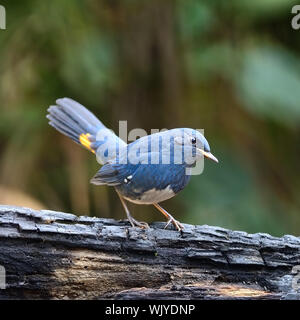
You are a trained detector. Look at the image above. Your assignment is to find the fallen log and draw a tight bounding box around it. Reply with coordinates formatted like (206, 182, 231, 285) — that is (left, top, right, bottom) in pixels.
(0, 205, 299, 300)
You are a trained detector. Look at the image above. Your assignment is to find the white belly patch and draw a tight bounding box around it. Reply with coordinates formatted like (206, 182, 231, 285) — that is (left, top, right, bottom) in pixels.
(124, 185, 175, 204)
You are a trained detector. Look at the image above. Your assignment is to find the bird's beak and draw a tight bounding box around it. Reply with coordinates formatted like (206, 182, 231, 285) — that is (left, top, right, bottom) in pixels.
(197, 149, 219, 163)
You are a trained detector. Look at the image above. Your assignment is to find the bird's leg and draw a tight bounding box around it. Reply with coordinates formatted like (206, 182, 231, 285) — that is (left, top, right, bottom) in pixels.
(116, 190, 149, 229)
(153, 203, 184, 231)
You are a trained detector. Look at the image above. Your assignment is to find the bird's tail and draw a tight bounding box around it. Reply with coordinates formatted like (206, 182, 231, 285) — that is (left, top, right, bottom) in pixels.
(47, 98, 105, 154)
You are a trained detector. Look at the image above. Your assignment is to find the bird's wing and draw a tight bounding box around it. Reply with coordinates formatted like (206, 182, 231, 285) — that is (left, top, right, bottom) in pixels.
(90, 152, 190, 194)
(90, 162, 138, 186)
(90, 152, 156, 186)
(127, 162, 189, 193)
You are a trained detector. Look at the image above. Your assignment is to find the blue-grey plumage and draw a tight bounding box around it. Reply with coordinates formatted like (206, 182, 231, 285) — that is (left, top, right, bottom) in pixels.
(91, 128, 216, 204)
(47, 98, 127, 163)
(47, 98, 218, 231)
(92, 162, 191, 204)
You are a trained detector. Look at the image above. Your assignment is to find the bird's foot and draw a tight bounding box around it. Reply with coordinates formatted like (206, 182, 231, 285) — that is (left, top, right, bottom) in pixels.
(116, 190, 149, 229)
(128, 216, 149, 229)
(164, 217, 184, 232)
(153, 203, 184, 232)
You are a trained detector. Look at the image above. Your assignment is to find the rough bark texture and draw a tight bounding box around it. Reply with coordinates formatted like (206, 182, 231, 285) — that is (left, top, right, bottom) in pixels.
(0, 205, 299, 300)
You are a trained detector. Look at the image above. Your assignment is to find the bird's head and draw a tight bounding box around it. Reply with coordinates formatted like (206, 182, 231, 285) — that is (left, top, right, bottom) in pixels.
(172, 128, 218, 164)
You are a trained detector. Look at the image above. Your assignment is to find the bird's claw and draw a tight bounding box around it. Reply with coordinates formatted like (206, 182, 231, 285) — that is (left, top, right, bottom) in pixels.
(128, 218, 149, 229)
(164, 218, 184, 232)
(138, 221, 150, 229)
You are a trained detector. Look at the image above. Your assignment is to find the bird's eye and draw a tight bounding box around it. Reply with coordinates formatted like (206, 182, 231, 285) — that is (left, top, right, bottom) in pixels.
(191, 137, 196, 144)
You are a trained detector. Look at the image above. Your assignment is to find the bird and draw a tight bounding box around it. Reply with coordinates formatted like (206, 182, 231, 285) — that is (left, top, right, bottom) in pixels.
(47, 98, 218, 231)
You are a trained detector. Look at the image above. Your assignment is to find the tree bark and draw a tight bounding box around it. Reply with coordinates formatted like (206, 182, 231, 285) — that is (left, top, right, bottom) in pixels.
(0, 205, 299, 300)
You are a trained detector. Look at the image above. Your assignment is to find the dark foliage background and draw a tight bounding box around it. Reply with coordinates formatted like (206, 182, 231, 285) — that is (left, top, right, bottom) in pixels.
(0, 0, 300, 236)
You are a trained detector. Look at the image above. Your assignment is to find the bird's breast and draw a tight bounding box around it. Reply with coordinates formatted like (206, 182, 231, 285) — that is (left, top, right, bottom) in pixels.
(123, 185, 175, 204)
(116, 163, 191, 204)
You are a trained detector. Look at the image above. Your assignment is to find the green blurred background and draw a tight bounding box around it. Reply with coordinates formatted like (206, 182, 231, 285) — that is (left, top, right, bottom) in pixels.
(0, 0, 300, 236)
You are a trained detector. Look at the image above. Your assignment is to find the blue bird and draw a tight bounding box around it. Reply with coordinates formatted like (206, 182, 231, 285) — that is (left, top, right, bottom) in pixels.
(47, 98, 218, 231)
